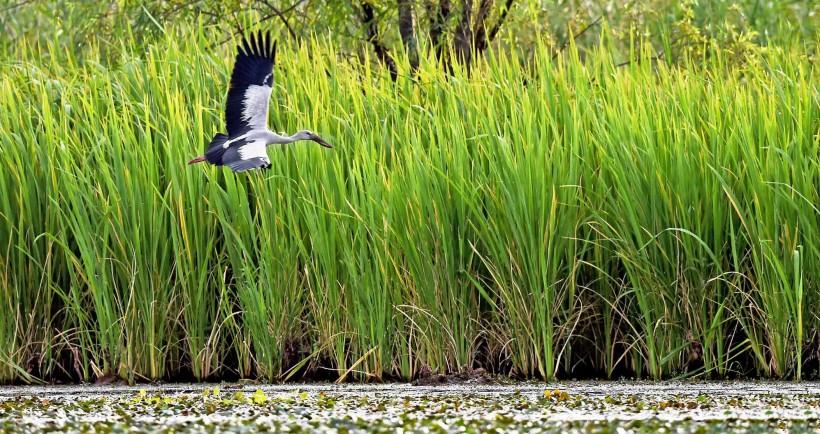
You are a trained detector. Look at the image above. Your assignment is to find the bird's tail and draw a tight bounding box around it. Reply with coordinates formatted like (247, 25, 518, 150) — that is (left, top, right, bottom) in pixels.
(188, 156, 206, 165)
(204, 133, 230, 164)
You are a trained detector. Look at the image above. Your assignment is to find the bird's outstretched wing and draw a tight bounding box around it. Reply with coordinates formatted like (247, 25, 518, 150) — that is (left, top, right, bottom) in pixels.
(225, 32, 277, 137)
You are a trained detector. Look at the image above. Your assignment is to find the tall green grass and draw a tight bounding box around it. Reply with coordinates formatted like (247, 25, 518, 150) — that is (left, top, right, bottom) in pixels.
(0, 28, 817, 383)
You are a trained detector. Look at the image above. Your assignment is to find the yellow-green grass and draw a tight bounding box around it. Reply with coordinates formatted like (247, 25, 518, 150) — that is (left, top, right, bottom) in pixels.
(0, 28, 817, 383)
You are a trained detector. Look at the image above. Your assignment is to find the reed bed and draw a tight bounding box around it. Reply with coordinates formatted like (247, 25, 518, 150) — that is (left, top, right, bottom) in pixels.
(0, 27, 818, 384)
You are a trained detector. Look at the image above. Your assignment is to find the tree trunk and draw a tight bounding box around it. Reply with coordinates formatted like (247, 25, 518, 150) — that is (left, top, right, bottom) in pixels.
(428, 0, 451, 64)
(361, 1, 398, 81)
(487, 0, 515, 43)
(397, 0, 419, 72)
(453, 0, 473, 69)
(472, 0, 493, 52)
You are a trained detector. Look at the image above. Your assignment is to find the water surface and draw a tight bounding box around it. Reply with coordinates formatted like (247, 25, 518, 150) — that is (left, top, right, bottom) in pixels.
(2, 381, 820, 432)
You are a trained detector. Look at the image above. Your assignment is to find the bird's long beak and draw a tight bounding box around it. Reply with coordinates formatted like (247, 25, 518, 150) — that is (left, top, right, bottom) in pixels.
(310, 133, 333, 149)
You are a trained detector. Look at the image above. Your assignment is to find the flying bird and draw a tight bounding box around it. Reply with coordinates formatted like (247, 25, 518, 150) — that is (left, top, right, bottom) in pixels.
(189, 31, 332, 172)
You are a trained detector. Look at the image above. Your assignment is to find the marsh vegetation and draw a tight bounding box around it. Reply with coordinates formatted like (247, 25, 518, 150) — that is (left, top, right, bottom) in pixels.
(0, 1, 818, 384)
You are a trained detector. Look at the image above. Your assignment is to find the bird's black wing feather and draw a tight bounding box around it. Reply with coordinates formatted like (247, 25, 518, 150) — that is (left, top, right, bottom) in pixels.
(225, 31, 277, 137)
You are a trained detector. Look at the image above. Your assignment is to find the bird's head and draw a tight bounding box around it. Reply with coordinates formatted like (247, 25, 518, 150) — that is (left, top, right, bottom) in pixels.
(294, 130, 332, 149)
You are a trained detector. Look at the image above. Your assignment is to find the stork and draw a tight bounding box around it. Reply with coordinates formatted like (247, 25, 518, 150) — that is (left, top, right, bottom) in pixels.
(189, 31, 331, 172)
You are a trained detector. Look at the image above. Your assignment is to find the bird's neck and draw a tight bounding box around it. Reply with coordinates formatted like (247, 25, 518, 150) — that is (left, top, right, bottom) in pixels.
(266, 130, 300, 145)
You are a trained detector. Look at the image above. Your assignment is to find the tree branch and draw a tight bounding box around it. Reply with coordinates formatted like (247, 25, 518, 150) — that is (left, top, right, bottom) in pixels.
(551, 14, 603, 60)
(262, 0, 300, 41)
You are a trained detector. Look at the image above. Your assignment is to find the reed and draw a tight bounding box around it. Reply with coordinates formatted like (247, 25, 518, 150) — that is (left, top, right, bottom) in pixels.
(0, 26, 817, 383)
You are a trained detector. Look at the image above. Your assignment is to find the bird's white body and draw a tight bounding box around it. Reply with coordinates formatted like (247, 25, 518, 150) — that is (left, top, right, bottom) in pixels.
(236, 140, 268, 162)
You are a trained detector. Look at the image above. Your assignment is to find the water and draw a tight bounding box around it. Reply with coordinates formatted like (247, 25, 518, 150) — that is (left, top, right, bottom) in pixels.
(2, 381, 820, 432)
